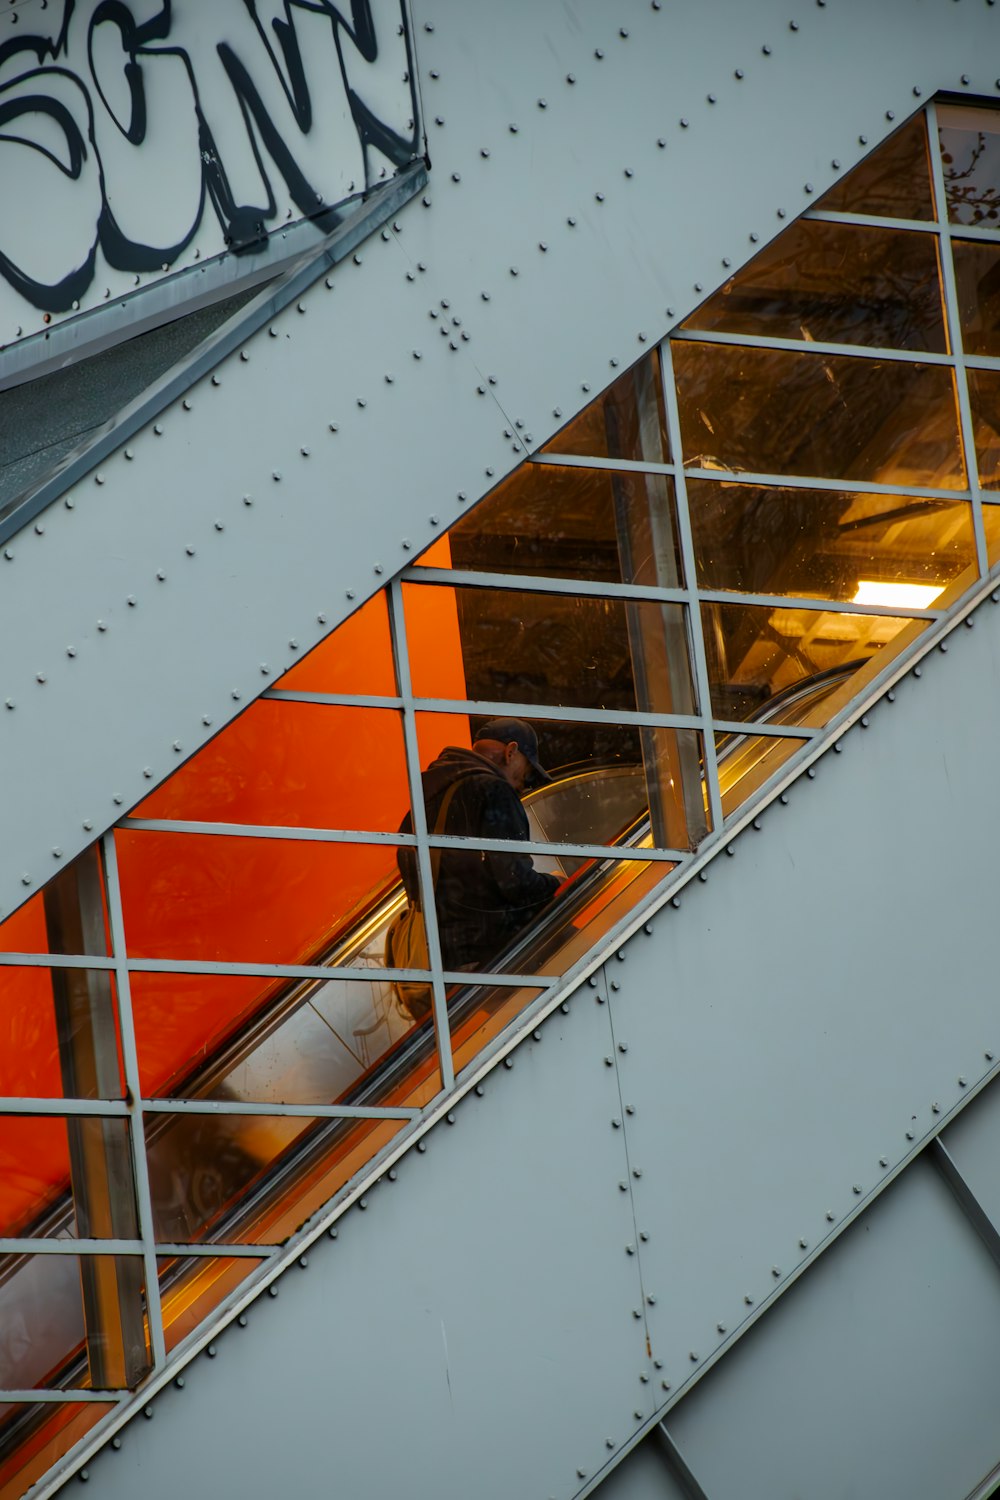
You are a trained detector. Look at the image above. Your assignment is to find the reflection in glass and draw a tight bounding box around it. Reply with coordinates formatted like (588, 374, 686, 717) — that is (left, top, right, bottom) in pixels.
(450, 985, 546, 1074)
(684, 220, 946, 353)
(814, 114, 934, 221)
(980, 504, 1000, 565)
(953, 238, 1000, 356)
(0, 1116, 136, 1244)
(132, 972, 440, 1109)
(939, 105, 1000, 228)
(701, 601, 922, 721)
(133, 702, 410, 834)
(688, 480, 978, 601)
(0, 1253, 148, 1391)
(717, 733, 809, 818)
(404, 583, 696, 716)
(544, 356, 669, 460)
(272, 590, 397, 697)
(0, 1403, 115, 1500)
(417, 465, 683, 589)
(674, 341, 965, 488)
(115, 831, 407, 965)
(968, 368, 1000, 487)
(0, 846, 111, 959)
(146, 1111, 405, 1246)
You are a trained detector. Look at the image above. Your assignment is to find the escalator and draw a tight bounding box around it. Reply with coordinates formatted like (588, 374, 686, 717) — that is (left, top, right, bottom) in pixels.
(0, 666, 849, 1452)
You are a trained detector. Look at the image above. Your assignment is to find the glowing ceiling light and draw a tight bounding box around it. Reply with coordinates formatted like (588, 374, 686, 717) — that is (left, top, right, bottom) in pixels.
(852, 580, 944, 610)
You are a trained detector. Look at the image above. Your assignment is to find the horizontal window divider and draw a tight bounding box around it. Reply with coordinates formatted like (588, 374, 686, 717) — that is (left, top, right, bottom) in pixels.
(141, 1099, 420, 1120)
(123, 958, 433, 982)
(440, 971, 558, 987)
(0, 1098, 130, 1116)
(411, 696, 705, 729)
(0, 1239, 145, 1255)
(0, 952, 116, 970)
(672, 325, 953, 365)
(697, 588, 942, 619)
(803, 209, 942, 234)
(529, 452, 676, 475)
(962, 354, 1000, 373)
(426, 833, 684, 862)
(683, 466, 971, 502)
(261, 689, 403, 709)
(942, 223, 1000, 245)
(152, 1243, 278, 1258)
(402, 567, 688, 603)
(119, 818, 416, 846)
(713, 719, 818, 740)
(0, 1390, 125, 1405)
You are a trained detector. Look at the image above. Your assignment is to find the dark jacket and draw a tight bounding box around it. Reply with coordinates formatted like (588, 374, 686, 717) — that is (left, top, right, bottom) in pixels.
(398, 747, 560, 970)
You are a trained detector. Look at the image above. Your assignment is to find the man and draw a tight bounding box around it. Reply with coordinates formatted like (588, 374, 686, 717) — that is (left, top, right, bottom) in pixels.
(396, 718, 561, 974)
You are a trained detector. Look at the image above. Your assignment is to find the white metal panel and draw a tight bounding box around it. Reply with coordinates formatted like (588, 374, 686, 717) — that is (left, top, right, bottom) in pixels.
(940, 1074, 1000, 1235)
(662, 1158, 1000, 1500)
(76, 992, 655, 1500)
(591, 1435, 691, 1500)
(603, 594, 1000, 1407)
(3, 0, 1000, 918)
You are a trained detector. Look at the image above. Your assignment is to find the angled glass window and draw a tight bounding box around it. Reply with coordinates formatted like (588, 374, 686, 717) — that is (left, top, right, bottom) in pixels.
(684, 220, 947, 353)
(543, 358, 670, 461)
(939, 104, 1000, 228)
(814, 113, 934, 221)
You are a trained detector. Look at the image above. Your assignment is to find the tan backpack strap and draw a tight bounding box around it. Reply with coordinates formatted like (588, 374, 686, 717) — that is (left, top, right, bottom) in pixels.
(411, 777, 467, 910)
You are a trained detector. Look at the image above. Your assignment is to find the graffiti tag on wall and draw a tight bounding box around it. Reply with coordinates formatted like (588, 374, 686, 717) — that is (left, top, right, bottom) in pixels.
(0, 0, 420, 315)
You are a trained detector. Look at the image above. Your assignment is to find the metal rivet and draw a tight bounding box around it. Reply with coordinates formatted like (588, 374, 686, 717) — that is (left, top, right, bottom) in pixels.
(680, 117, 689, 128)
(879, 1156, 888, 1168)
(959, 1075, 968, 1086)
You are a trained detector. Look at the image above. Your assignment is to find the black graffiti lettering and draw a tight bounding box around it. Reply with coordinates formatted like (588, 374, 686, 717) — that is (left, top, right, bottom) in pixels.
(0, 0, 419, 313)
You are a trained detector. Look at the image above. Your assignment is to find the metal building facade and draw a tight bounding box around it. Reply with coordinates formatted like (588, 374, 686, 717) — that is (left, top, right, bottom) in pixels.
(3, 1, 1000, 1496)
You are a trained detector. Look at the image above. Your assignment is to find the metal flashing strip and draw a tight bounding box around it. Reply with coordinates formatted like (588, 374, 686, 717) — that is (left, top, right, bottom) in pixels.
(0, 162, 428, 550)
(671, 325, 956, 367)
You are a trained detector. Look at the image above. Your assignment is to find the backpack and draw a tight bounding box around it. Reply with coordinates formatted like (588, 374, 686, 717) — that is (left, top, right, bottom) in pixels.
(385, 776, 467, 1022)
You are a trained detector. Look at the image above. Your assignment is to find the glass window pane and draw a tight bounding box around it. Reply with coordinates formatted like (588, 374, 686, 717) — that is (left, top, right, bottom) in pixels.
(684, 220, 946, 353)
(953, 238, 1000, 355)
(132, 972, 442, 1110)
(0, 1402, 115, 1500)
(115, 831, 412, 967)
(543, 355, 670, 461)
(159, 1255, 264, 1353)
(674, 341, 966, 488)
(132, 703, 410, 834)
(0, 1253, 148, 1391)
(702, 601, 926, 722)
(451, 984, 546, 1074)
(939, 105, 1000, 228)
(415, 466, 684, 588)
(272, 591, 397, 696)
(717, 732, 809, 818)
(687, 480, 978, 602)
(968, 368, 1000, 487)
(404, 583, 697, 715)
(981, 503, 1000, 565)
(0, 968, 125, 1101)
(0, 847, 110, 959)
(815, 114, 934, 220)
(414, 710, 707, 859)
(0, 1116, 138, 1242)
(146, 1111, 406, 1246)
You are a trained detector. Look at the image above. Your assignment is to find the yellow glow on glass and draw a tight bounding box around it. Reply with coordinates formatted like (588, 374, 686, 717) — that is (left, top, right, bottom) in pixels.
(852, 580, 944, 609)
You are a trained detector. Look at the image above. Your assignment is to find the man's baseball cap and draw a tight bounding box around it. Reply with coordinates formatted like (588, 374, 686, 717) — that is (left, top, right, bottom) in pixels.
(475, 717, 552, 787)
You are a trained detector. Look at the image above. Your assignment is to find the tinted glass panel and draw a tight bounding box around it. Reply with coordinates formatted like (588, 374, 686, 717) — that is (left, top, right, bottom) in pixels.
(815, 114, 934, 220)
(939, 105, 1000, 228)
(717, 733, 809, 817)
(416, 465, 683, 588)
(273, 591, 397, 696)
(687, 480, 977, 602)
(0, 1116, 137, 1242)
(0, 968, 124, 1101)
(404, 583, 697, 715)
(115, 831, 411, 966)
(675, 342, 965, 488)
(0, 1253, 148, 1390)
(0, 848, 110, 958)
(0, 1403, 115, 1500)
(953, 238, 1000, 355)
(968, 368, 1000, 488)
(146, 1111, 405, 1245)
(702, 601, 924, 722)
(543, 356, 669, 460)
(685, 220, 946, 352)
(132, 971, 441, 1110)
(133, 702, 409, 834)
(159, 1256, 264, 1352)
